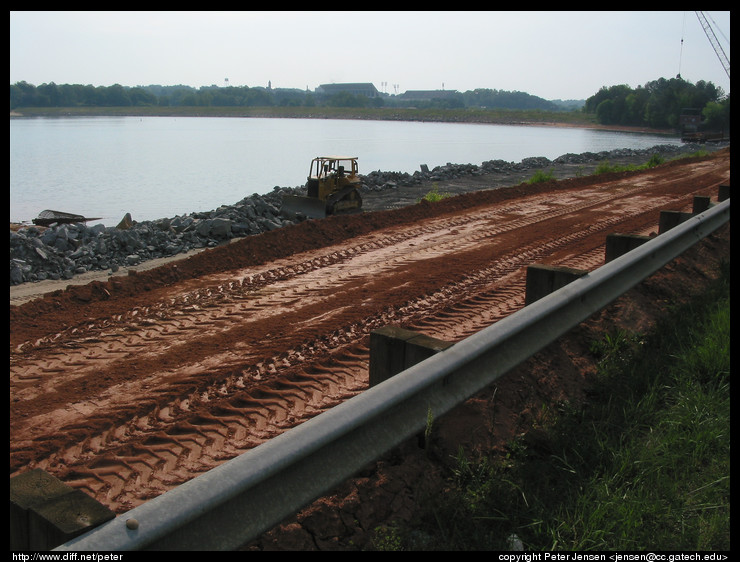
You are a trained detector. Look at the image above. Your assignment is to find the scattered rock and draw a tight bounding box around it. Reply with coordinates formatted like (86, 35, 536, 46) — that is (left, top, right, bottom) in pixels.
(116, 212, 134, 230)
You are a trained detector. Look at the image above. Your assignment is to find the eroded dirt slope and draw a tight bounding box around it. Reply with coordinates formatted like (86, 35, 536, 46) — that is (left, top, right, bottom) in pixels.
(10, 150, 730, 533)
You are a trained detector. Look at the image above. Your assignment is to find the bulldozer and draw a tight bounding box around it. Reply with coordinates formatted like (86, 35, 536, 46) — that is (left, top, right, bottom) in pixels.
(281, 156, 363, 219)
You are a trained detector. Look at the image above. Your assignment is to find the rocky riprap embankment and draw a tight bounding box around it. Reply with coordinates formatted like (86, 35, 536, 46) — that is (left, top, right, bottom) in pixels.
(359, 143, 710, 190)
(9, 143, 713, 286)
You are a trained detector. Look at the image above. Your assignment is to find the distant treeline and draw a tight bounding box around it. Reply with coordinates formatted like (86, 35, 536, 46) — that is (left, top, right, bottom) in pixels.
(10, 76, 730, 132)
(584, 77, 729, 132)
(9, 81, 580, 113)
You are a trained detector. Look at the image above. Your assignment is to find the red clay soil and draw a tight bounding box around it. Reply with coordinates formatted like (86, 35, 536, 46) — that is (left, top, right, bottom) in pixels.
(9, 149, 730, 550)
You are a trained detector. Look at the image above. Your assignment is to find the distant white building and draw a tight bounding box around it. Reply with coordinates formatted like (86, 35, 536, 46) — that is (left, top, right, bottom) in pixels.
(398, 90, 460, 101)
(315, 83, 380, 98)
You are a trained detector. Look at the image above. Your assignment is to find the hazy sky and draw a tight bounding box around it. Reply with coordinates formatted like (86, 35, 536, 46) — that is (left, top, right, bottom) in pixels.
(9, 11, 731, 101)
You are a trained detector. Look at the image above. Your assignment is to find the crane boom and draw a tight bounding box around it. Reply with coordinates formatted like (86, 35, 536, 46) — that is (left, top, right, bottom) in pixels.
(695, 11, 730, 79)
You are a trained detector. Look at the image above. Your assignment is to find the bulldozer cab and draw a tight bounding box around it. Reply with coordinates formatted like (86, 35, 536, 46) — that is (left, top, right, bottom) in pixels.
(307, 156, 360, 200)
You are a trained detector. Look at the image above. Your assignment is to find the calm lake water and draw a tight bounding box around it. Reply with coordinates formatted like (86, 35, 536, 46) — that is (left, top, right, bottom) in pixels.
(10, 116, 681, 227)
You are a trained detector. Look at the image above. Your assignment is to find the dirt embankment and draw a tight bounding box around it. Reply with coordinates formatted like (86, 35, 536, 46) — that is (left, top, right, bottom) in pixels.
(9, 148, 730, 550)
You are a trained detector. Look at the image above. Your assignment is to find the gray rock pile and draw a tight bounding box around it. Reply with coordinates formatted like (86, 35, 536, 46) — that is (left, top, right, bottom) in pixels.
(359, 143, 709, 192)
(10, 191, 293, 285)
(9, 143, 716, 285)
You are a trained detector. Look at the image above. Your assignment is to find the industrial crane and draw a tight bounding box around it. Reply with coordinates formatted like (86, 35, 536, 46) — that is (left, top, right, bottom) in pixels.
(695, 11, 730, 79)
(676, 12, 729, 143)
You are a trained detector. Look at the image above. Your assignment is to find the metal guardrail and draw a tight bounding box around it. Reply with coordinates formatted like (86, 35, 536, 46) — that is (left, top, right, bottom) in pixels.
(55, 199, 730, 551)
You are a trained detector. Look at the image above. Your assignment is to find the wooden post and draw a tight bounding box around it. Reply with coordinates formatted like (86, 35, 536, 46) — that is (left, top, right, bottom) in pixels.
(369, 326, 453, 387)
(605, 233, 651, 263)
(658, 210, 692, 234)
(525, 264, 588, 305)
(10, 468, 115, 551)
(692, 195, 712, 214)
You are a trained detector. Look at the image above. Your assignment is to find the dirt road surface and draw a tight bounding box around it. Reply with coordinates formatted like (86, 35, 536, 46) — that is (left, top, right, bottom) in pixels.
(10, 149, 730, 549)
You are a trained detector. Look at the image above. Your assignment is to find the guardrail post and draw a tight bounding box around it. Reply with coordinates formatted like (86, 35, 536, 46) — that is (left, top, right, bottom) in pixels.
(525, 264, 588, 305)
(658, 210, 693, 234)
(11, 469, 70, 550)
(605, 233, 651, 263)
(693, 196, 712, 214)
(718, 184, 730, 201)
(10, 468, 115, 551)
(369, 326, 453, 387)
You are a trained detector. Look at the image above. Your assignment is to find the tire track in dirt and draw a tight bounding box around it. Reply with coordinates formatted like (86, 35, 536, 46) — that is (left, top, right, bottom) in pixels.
(9, 153, 729, 513)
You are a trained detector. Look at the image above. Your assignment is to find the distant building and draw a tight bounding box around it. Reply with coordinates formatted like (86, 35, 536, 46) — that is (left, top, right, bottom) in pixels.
(398, 90, 460, 101)
(679, 108, 702, 131)
(315, 83, 380, 98)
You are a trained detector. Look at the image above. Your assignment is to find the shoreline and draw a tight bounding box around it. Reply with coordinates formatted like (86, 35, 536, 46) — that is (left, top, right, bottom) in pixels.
(9, 107, 677, 137)
(520, 120, 676, 135)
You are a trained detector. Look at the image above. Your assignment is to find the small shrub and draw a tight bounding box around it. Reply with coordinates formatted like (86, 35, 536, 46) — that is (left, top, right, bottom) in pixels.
(528, 168, 555, 184)
(595, 153, 665, 175)
(645, 153, 664, 168)
(420, 184, 450, 203)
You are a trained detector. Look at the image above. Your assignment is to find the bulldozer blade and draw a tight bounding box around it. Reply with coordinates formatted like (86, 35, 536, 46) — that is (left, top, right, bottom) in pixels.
(281, 195, 327, 219)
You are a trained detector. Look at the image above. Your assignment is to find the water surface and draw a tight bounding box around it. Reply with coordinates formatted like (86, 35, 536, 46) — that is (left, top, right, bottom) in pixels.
(10, 116, 681, 226)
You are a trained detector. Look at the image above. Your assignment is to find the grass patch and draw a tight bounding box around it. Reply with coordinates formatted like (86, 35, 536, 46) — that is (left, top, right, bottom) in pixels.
(594, 153, 665, 174)
(593, 150, 709, 175)
(371, 261, 730, 551)
(419, 184, 451, 203)
(527, 168, 556, 184)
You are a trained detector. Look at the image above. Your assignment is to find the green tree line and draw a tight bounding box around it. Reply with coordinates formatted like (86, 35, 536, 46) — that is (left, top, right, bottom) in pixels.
(9, 81, 566, 112)
(10, 76, 729, 133)
(584, 77, 729, 132)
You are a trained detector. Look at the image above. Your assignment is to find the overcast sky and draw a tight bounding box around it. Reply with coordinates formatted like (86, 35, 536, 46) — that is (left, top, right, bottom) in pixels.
(9, 11, 731, 101)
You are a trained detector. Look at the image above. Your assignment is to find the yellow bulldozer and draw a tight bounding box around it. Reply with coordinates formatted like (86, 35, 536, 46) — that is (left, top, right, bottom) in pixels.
(281, 156, 363, 219)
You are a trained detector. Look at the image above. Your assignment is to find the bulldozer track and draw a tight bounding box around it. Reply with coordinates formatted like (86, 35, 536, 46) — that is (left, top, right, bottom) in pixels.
(10, 154, 729, 514)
